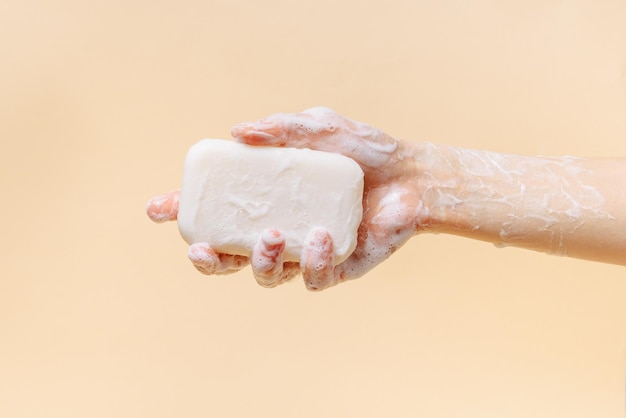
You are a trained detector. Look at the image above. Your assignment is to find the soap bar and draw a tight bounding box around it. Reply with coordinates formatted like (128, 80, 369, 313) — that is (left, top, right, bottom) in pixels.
(177, 139, 364, 265)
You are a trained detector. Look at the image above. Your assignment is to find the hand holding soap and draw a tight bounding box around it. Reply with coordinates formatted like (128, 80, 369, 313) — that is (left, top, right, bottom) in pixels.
(147, 107, 421, 291)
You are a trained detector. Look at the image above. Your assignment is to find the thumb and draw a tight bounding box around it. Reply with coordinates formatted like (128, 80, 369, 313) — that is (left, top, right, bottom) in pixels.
(230, 108, 339, 149)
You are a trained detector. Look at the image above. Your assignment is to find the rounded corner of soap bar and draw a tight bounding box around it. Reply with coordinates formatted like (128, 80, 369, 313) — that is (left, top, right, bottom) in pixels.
(178, 138, 364, 265)
(185, 139, 230, 162)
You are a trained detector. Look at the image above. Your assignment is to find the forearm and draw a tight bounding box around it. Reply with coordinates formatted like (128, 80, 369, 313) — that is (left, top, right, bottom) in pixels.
(413, 142, 626, 265)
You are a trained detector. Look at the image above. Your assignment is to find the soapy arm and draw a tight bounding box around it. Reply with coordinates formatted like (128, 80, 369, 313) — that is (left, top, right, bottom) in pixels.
(414, 144, 626, 265)
(232, 107, 626, 266)
(147, 107, 626, 291)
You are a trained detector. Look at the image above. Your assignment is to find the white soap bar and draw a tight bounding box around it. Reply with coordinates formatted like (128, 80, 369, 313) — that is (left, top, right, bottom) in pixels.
(177, 139, 364, 265)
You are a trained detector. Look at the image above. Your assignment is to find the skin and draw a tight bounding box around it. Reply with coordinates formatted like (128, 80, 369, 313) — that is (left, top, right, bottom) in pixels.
(147, 107, 626, 290)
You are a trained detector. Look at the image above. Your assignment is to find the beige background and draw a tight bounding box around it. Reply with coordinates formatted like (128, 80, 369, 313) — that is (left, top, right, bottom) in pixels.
(1, 1, 625, 417)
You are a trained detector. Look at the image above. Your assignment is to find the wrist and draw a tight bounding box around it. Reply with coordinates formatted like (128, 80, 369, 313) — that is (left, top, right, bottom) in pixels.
(408, 142, 464, 234)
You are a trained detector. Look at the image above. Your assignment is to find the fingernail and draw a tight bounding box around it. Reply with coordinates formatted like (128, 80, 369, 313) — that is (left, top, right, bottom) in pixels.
(236, 130, 280, 146)
(261, 229, 283, 247)
(309, 227, 333, 251)
(146, 196, 168, 222)
(230, 122, 253, 138)
(188, 244, 218, 266)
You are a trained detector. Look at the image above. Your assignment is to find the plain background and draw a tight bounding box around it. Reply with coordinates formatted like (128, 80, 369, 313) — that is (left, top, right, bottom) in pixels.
(1, 1, 625, 417)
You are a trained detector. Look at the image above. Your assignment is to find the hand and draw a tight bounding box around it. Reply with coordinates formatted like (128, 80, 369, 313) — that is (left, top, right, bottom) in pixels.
(147, 107, 429, 290)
